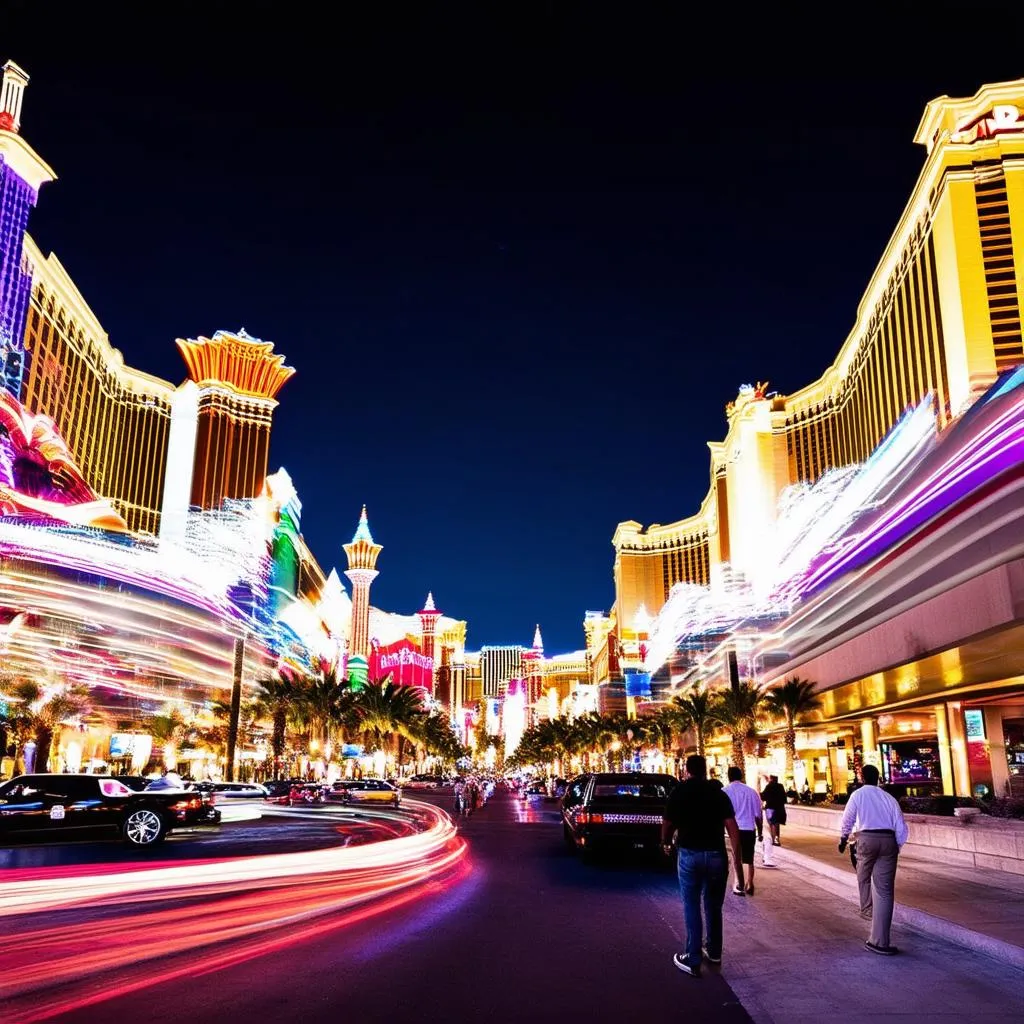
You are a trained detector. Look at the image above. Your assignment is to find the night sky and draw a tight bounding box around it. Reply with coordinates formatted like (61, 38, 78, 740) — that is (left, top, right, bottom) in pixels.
(7, 6, 1024, 653)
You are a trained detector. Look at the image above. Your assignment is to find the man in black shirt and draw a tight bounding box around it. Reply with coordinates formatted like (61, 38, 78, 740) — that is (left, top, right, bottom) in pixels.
(761, 774, 788, 846)
(661, 754, 744, 977)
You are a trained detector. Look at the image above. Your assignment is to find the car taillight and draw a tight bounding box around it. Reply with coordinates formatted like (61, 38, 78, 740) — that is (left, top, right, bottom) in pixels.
(170, 798, 201, 810)
(575, 812, 604, 825)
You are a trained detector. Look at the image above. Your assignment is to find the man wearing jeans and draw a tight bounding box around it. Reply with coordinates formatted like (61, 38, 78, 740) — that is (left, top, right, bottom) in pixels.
(838, 764, 909, 956)
(662, 755, 745, 977)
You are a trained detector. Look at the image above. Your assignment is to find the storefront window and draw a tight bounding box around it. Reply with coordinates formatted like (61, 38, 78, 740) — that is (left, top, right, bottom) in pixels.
(880, 740, 943, 794)
(1005, 718, 1024, 797)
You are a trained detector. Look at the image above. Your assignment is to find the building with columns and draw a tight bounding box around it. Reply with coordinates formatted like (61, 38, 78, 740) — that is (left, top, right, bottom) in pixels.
(607, 76, 1024, 799)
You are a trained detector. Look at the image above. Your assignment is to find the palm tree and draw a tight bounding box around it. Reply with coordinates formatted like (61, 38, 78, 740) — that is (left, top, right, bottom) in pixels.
(33, 685, 91, 773)
(569, 712, 617, 770)
(149, 705, 187, 773)
(668, 686, 716, 758)
(712, 682, 764, 776)
(297, 668, 354, 758)
(353, 677, 425, 770)
(253, 672, 303, 778)
(4, 679, 41, 773)
(765, 677, 822, 781)
(414, 712, 468, 769)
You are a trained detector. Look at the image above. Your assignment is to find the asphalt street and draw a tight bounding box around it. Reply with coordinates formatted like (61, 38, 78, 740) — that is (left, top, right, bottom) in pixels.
(16, 788, 752, 1024)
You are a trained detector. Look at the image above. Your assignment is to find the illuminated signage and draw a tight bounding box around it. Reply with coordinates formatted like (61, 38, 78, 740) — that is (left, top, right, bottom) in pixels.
(952, 104, 1024, 145)
(624, 669, 652, 698)
(369, 638, 433, 691)
(964, 709, 985, 742)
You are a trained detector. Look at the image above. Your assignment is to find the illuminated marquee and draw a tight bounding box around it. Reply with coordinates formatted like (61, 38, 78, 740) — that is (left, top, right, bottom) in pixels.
(369, 637, 433, 690)
(951, 104, 1024, 144)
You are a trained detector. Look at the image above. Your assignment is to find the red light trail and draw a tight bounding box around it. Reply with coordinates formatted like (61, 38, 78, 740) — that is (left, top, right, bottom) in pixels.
(0, 801, 468, 1022)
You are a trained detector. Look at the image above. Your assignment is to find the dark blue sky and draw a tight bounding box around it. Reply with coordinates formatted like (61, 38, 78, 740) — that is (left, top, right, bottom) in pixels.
(7, 6, 1024, 652)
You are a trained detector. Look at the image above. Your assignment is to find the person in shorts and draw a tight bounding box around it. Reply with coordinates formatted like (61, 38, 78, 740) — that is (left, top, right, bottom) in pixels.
(723, 766, 763, 895)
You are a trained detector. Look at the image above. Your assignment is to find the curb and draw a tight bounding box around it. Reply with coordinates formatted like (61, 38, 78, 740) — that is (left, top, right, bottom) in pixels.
(773, 843, 1024, 969)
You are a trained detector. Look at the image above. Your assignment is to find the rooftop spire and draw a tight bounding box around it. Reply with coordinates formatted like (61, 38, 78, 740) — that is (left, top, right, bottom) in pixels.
(351, 504, 375, 544)
(423, 591, 436, 611)
(0, 61, 29, 134)
(533, 624, 544, 651)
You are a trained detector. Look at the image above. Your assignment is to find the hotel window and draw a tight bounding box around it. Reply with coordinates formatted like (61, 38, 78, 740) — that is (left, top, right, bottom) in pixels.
(975, 165, 1023, 372)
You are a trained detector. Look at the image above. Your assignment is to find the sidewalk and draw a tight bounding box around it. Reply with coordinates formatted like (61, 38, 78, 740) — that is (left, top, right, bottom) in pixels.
(773, 824, 1024, 966)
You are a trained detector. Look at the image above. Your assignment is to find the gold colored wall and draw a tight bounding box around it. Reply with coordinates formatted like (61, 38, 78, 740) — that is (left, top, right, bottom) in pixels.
(20, 248, 173, 534)
(190, 393, 273, 510)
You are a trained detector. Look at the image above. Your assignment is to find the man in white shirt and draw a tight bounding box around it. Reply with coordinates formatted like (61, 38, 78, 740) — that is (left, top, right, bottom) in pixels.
(838, 764, 909, 956)
(723, 766, 764, 896)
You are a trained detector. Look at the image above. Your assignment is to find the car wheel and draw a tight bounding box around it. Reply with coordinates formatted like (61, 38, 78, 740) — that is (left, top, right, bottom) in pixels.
(123, 808, 166, 847)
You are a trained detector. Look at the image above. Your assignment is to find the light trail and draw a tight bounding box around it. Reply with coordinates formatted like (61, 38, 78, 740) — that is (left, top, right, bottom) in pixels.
(0, 800, 469, 1021)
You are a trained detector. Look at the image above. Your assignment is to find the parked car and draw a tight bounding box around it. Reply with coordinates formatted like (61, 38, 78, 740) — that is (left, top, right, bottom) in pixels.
(561, 772, 677, 860)
(264, 779, 304, 804)
(206, 781, 269, 800)
(0, 773, 220, 847)
(331, 779, 401, 806)
(404, 775, 443, 789)
(287, 782, 330, 806)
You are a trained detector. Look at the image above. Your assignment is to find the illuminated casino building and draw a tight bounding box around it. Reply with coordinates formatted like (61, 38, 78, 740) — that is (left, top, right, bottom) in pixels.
(451, 628, 592, 747)
(0, 62, 483, 778)
(0, 66, 293, 535)
(606, 76, 1024, 799)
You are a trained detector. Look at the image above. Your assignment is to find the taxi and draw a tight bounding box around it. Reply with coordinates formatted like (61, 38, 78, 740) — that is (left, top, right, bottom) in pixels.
(331, 779, 401, 807)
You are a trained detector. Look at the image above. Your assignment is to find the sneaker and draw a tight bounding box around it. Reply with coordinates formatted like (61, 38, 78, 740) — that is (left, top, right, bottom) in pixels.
(746, 884, 755, 896)
(673, 953, 701, 976)
(732, 885, 746, 896)
(702, 947, 721, 964)
(773, 838, 781, 846)
(865, 941, 899, 956)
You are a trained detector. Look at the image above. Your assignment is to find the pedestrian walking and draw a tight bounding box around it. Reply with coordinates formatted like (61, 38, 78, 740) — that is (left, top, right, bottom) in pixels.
(661, 754, 745, 978)
(761, 775, 787, 846)
(453, 777, 465, 817)
(723, 766, 763, 895)
(838, 764, 908, 956)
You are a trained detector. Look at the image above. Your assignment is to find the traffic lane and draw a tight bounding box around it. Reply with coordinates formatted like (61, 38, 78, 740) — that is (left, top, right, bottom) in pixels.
(50, 791, 752, 1024)
(0, 804, 410, 873)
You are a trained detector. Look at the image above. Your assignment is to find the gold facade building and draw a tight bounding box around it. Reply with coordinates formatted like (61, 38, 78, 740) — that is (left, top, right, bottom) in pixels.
(8, 71, 293, 537)
(21, 242, 174, 534)
(609, 77, 1024, 799)
(614, 77, 1024, 635)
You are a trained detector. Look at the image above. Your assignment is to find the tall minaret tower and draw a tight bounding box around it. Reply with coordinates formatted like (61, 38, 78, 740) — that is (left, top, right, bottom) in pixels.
(0, 61, 55, 397)
(343, 506, 382, 663)
(417, 592, 442, 696)
(522, 624, 545, 725)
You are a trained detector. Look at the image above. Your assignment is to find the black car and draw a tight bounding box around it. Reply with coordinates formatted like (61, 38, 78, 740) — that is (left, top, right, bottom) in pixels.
(0, 774, 221, 847)
(561, 772, 678, 859)
(113, 775, 151, 792)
